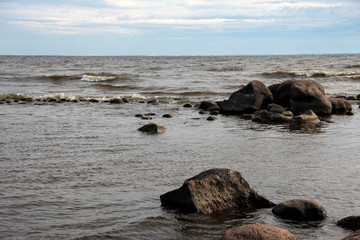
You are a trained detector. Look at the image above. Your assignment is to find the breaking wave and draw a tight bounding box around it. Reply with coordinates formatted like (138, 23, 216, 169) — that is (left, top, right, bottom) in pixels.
(261, 70, 360, 78)
(81, 72, 135, 82)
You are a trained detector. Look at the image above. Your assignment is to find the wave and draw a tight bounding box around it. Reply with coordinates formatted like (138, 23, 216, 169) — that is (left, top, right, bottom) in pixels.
(91, 83, 137, 90)
(81, 72, 134, 82)
(39, 75, 79, 81)
(139, 91, 230, 96)
(345, 64, 360, 69)
(261, 70, 360, 78)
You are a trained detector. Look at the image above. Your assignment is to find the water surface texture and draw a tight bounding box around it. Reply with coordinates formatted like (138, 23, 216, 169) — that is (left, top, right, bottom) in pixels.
(1, 55, 360, 239)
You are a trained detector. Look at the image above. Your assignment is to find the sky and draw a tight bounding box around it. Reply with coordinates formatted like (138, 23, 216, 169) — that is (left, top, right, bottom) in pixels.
(0, 0, 359, 56)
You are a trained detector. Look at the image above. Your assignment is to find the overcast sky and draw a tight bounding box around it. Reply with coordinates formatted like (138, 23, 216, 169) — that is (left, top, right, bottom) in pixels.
(0, 0, 359, 55)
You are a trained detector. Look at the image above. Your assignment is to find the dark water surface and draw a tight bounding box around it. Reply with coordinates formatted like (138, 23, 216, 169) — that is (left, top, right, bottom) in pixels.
(1, 55, 360, 239)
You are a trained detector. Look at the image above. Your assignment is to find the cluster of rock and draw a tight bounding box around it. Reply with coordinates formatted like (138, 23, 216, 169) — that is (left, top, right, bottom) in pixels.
(160, 168, 358, 240)
(199, 80, 356, 124)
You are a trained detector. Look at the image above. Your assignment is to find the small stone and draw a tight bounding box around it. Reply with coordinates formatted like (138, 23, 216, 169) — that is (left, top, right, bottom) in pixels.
(222, 224, 296, 240)
(199, 110, 207, 114)
(141, 116, 153, 120)
(147, 99, 159, 105)
(357, 94, 360, 100)
(210, 110, 219, 115)
(183, 103, 192, 108)
(138, 123, 165, 134)
(207, 116, 217, 121)
(135, 114, 144, 118)
(89, 99, 99, 103)
(110, 98, 123, 104)
(162, 114, 172, 118)
(144, 113, 156, 116)
(346, 111, 355, 116)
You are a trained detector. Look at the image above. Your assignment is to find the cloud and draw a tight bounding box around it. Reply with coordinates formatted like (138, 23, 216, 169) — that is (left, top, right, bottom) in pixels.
(0, 1, 357, 35)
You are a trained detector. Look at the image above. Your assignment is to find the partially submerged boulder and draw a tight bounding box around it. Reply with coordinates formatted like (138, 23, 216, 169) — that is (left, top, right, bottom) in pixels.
(272, 199, 327, 221)
(293, 110, 320, 123)
(337, 216, 360, 231)
(160, 168, 274, 214)
(329, 98, 352, 114)
(138, 123, 165, 134)
(270, 80, 332, 115)
(221, 224, 297, 240)
(221, 81, 274, 114)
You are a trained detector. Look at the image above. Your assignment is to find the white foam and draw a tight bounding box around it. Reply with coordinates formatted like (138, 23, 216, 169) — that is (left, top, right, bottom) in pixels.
(81, 74, 117, 82)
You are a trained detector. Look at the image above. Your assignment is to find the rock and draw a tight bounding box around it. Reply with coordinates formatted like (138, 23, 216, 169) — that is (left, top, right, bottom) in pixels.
(138, 123, 165, 134)
(221, 224, 297, 240)
(240, 114, 254, 120)
(162, 114, 172, 118)
(293, 110, 319, 123)
(135, 114, 144, 118)
(252, 110, 293, 124)
(199, 110, 207, 114)
(337, 216, 360, 231)
(210, 110, 219, 115)
(147, 99, 159, 105)
(268, 83, 280, 96)
(141, 116, 153, 120)
(221, 80, 274, 114)
(342, 230, 360, 240)
(207, 116, 216, 121)
(346, 96, 357, 100)
(183, 103, 192, 108)
(267, 103, 286, 113)
(289, 80, 332, 115)
(199, 100, 219, 111)
(88, 99, 99, 103)
(346, 111, 355, 116)
(272, 80, 332, 115)
(357, 94, 360, 100)
(160, 168, 274, 214)
(110, 98, 123, 104)
(329, 98, 352, 114)
(272, 199, 327, 221)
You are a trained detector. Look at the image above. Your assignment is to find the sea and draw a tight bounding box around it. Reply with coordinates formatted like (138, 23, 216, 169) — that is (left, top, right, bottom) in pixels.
(0, 55, 360, 240)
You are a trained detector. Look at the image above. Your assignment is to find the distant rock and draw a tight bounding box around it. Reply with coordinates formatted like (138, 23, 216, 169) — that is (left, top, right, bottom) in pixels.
(138, 123, 165, 134)
(221, 224, 297, 240)
(272, 199, 327, 221)
(160, 168, 274, 214)
(329, 98, 352, 114)
(221, 80, 274, 114)
(162, 114, 172, 118)
(337, 216, 360, 231)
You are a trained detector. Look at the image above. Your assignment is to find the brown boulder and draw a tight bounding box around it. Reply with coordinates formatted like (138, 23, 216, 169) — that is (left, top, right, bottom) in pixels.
(221, 224, 297, 240)
(337, 216, 360, 231)
(342, 230, 360, 240)
(289, 80, 332, 115)
(329, 98, 353, 114)
(160, 168, 274, 214)
(271, 80, 332, 115)
(272, 199, 326, 221)
(293, 110, 319, 123)
(221, 81, 273, 114)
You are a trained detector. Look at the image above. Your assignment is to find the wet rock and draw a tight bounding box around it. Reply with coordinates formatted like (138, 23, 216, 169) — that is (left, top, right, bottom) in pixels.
(337, 216, 360, 231)
(272, 199, 327, 221)
(221, 80, 274, 114)
(88, 99, 99, 103)
(253, 110, 293, 124)
(199, 110, 207, 114)
(138, 123, 165, 134)
(293, 110, 319, 123)
(110, 98, 123, 104)
(207, 116, 216, 121)
(357, 94, 360, 100)
(330, 98, 352, 114)
(141, 116, 153, 120)
(346, 111, 355, 116)
(199, 100, 219, 111)
(267, 103, 287, 113)
(162, 114, 172, 118)
(147, 99, 159, 105)
(135, 114, 144, 118)
(346, 96, 357, 100)
(342, 230, 360, 240)
(221, 224, 296, 240)
(122, 97, 129, 103)
(240, 114, 254, 120)
(183, 103, 192, 108)
(160, 168, 275, 214)
(210, 110, 219, 115)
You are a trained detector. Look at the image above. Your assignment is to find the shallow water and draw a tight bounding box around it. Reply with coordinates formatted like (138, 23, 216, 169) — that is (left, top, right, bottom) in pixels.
(1, 55, 360, 239)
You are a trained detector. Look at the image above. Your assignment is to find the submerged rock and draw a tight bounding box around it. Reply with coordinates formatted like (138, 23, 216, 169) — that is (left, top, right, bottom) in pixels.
(342, 230, 360, 240)
(221, 224, 297, 240)
(160, 168, 274, 214)
(337, 216, 360, 231)
(138, 123, 165, 134)
(206, 116, 216, 121)
(293, 110, 319, 123)
(272, 199, 327, 221)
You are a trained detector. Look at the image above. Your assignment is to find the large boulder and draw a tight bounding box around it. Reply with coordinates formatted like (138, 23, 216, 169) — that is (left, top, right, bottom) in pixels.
(337, 216, 360, 231)
(329, 98, 352, 114)
(221, 81, 274, 114)
(160, 168, 275, 214)
(221, 224, 297, 240)
(272, 199, 327, 221)
(271, 80, 332, 115)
